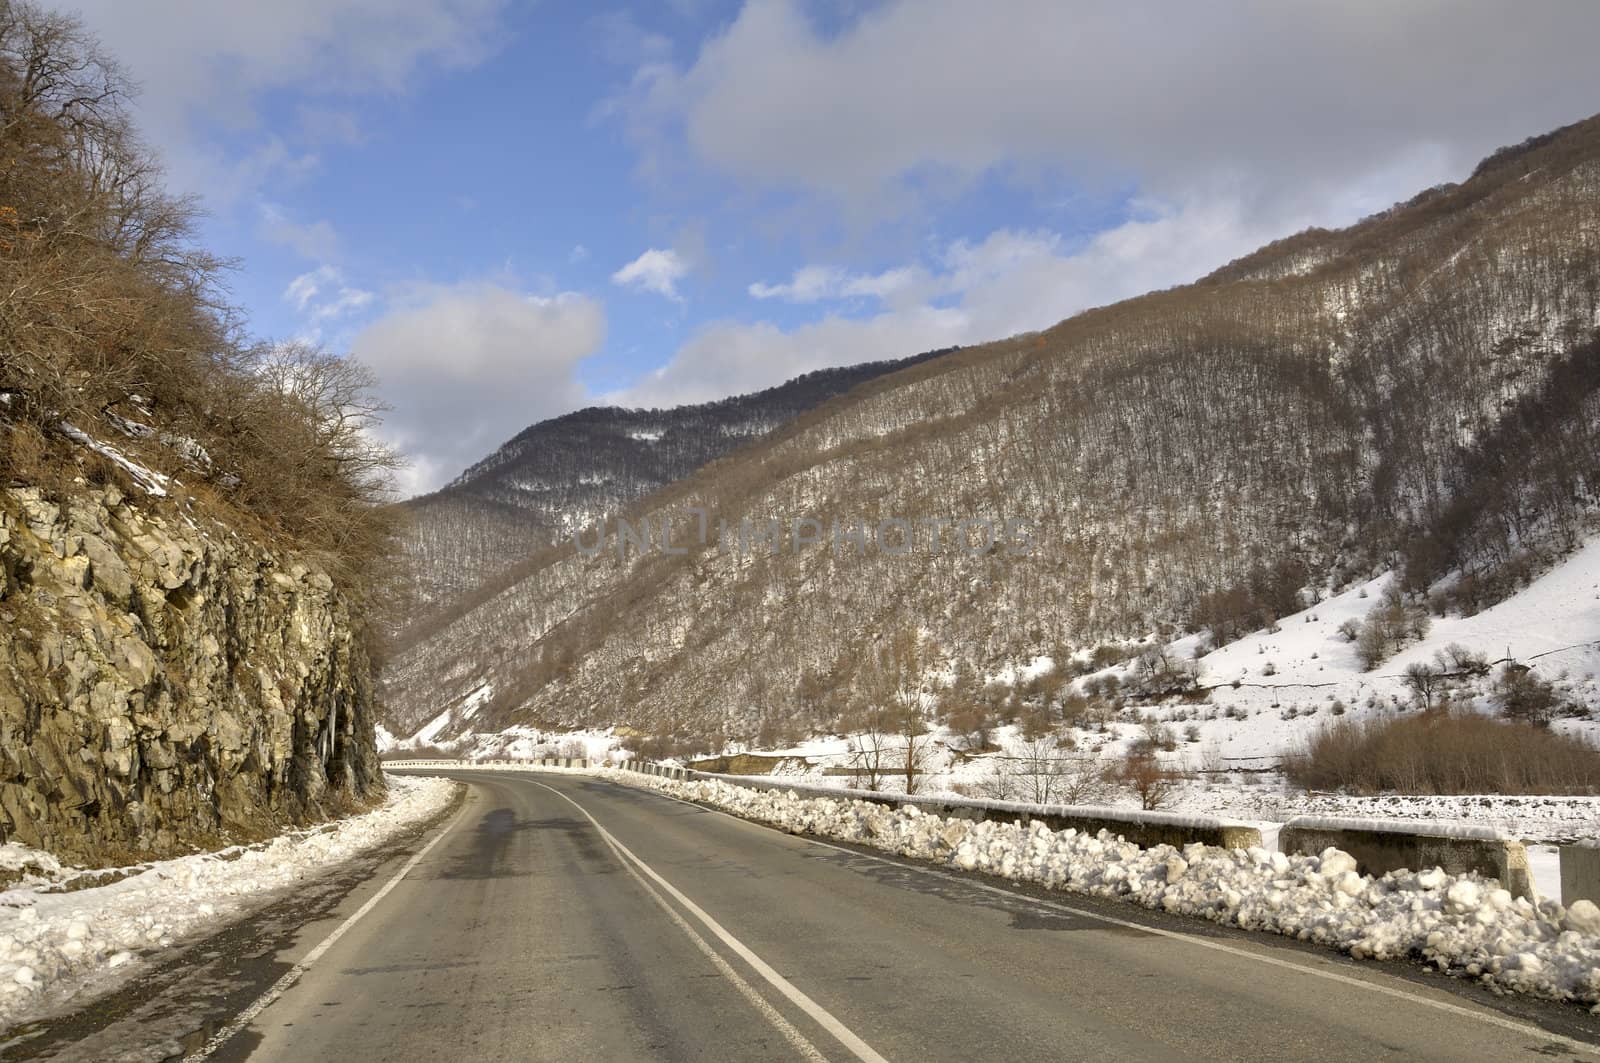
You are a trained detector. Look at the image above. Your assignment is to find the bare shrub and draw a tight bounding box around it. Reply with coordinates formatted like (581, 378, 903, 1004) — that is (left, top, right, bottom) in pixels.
(1285, 711, 1600, 794)
(975, 740, 1111, 806)
(1109, 749, 1182, 810)
(1495, 665, 1563, 726)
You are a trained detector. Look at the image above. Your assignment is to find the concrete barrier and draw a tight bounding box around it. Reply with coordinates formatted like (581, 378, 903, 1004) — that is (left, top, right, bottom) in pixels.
(1560, 843, 1600, 907)
(682, 771, 1261, 851)
(1278, 816, 1533, 899)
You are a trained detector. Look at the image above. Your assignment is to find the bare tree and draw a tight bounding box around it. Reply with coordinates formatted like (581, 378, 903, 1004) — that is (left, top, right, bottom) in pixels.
(844, 699, 892, 792)
(860, 628, 936, 793)
(1110, 749, 1182, 811)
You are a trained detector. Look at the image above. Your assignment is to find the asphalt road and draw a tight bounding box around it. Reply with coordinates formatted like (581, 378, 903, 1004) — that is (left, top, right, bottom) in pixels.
(111, 769, 1585, 1063)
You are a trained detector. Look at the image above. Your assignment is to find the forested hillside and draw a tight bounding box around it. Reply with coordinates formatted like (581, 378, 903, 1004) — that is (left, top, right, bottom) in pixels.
(395, 350, 952, 641)
(382, 115, 1600, 752)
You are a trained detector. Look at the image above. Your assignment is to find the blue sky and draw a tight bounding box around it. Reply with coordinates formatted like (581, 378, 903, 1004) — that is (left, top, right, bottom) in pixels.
(64, 0, 1600, 493)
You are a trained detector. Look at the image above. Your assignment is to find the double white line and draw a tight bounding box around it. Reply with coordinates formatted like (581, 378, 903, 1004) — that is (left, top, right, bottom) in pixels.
(532, 780, 890, 1063)
(183, 781, 885, 1063)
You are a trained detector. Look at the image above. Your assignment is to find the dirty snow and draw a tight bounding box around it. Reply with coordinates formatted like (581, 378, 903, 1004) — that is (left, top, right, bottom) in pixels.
(0, 774, 455, 1028)
(599, 768, 1600, 1007)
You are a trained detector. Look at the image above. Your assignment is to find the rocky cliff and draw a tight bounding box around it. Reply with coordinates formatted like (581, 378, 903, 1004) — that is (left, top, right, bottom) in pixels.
(0, 482, 383, 866)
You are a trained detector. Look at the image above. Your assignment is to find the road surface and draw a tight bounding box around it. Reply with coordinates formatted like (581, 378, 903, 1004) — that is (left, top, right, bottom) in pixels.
(224, 772, 1600, 1061)
(14, 771, 1600, 1061)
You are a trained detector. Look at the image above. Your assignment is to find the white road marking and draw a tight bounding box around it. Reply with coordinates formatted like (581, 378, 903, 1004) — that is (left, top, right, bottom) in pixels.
(642, 784, 1600, 1059)
(182, 799, 468, 1062)
(533, 781, 890, 1063)
(546, 793, 832, 1063)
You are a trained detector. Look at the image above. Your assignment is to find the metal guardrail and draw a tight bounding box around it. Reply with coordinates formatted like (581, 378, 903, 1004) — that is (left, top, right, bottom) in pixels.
(383, 757, 593, 770)
(382, 760, 1600, 898)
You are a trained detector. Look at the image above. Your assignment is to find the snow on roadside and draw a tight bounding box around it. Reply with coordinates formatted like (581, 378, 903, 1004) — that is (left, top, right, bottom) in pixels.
(0, 774, 456, 1028)
(599, 769, 1600, 1008)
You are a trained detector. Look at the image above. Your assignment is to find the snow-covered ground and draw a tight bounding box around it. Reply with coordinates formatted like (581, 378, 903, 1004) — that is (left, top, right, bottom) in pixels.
(378, 680, 629, 767)
(379, 689, 629, 766)
(682, 546, 1600, 842)
(1156, 544, 1600, 762)
(388, 539, 1600, 882)
(599, 768, 1600, 1008)
(0, 774, 456, 1029)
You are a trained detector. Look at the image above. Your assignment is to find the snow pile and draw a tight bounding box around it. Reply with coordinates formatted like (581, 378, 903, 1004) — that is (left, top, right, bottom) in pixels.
(601, 769, 1600, 1006)
(0, 774, 455, 1026)
(0, 846, 68, 890)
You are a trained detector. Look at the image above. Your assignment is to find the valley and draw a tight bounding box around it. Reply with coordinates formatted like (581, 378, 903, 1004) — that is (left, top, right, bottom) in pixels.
(5, 3, 1600, 1057)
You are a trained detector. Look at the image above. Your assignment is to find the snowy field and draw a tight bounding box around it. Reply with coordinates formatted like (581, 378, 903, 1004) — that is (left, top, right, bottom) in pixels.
(0, 774, 456, 1029)
(598, 768, 1600, 1009)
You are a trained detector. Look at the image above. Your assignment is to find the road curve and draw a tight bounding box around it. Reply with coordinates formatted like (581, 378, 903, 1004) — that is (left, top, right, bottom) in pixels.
(209, 772, 1598, 1062)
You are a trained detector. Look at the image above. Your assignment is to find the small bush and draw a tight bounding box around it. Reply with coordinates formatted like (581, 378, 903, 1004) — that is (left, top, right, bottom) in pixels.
(1109, 749, 1182, 809)
(1496, 666, 1563, 726)
(1285, 711, 1600, 794)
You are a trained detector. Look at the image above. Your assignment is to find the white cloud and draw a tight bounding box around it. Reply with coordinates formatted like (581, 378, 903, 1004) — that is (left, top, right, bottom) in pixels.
(748, 264, 922, 304)
(619, 198, 1291, 408)
(69, 0, 509, 203)
(625, 0, 1600, 218)
(350, 283, 605, 493)
(283, 265, 374, 324)
(606, 0, 1600, 411)
(312, 287, 375, 323)
(612, 248, 690, 301)
(284, 266, 335, 312)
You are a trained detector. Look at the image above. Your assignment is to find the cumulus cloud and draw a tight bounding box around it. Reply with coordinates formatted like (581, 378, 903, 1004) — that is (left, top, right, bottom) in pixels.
(628, 0, 1600, 214)
(350, 283, 605, 493)
(619, 198, 1290, 408)
(603, 1, 1600, 411)
(612, 248, 690, 301)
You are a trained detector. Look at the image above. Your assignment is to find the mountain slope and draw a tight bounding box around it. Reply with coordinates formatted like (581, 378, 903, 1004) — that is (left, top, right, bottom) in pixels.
(395, 350, 955, 638)
(383, 115, 1600, 748)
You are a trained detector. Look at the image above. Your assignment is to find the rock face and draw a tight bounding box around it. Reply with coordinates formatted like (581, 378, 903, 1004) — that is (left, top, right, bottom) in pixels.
(0, 484, 383, 866)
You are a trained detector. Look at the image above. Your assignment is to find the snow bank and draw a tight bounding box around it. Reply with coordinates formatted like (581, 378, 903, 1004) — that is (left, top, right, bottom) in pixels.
(0, 774, 455, 1027)
(692, 771, 1246, 832)
(601, 769, 1600, 1007)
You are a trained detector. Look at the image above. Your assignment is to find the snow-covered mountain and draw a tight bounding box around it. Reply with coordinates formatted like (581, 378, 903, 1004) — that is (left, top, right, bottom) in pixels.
(384, 115, 1600, 756)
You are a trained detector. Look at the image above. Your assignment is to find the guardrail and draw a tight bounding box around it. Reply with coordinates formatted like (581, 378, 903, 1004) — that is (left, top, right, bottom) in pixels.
(384, 758, 1260, 849)
(383, 757, 593, 770)
(1278, 815, 1534, 899)
(672, 768, 1263, 850)
(385, 760, 1600, 898)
